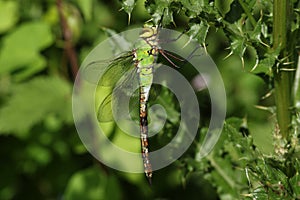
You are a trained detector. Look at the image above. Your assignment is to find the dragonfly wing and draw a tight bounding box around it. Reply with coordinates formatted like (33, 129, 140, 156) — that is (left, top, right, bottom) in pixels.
(97, 67, 140, 123)
(97, 93, 114, 122)
(99, 55, 135, 87)
(97, 89, 140, 123)
(82, 52, 134, 86)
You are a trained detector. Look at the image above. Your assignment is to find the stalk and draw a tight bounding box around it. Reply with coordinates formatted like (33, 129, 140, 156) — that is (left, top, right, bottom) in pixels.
(273, 0, 292, 139)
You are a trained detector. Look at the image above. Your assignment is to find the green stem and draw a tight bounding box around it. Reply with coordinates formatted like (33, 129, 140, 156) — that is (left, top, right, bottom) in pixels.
(273, 0, 292, 139)
(238, 0, 256, 27)
(207, 154, 236, 189)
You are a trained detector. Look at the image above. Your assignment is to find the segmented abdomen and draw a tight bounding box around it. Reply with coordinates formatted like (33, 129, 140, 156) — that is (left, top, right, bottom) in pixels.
(135, 25, 159, 183)
(139, 83, 153, 183)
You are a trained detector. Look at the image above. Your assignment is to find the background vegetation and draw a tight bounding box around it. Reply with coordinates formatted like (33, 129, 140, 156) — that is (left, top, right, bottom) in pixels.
(0, 0, 299, 199)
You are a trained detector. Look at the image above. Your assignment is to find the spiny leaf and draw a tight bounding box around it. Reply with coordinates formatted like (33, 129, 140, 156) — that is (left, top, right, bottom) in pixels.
(187, 21, 209, 45)
(119, 0, 136, 23)
(193, 118, 255, 199)
(145, 0, 175, 25)
(181, 0, 205, 16)
(289, 159, 300, 198)
(251, 48, 280, 75)
(215, 0, 234, 16)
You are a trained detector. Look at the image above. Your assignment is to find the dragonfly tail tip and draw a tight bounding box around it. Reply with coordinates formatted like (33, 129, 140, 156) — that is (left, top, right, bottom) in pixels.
(146, 172, 152, 185)
(147, 177, 152, 185)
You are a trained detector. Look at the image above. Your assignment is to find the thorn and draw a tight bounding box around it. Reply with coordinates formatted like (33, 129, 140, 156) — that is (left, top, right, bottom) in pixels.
(250, 56, 259, 72)
(145, 18, 153, 24)
(241, 56, 245, 69)
(261, 89, 274, 100)
(223, 51, 233, 60)
(202, 42, 208, 55)
(128, 13, 131, 25)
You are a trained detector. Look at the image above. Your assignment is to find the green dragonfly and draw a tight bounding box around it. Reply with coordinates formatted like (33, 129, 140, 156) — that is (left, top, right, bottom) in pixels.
(86, 24, 183, 184)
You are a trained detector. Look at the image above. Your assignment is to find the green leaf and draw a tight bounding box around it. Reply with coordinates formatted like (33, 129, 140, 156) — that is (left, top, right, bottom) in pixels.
(120, 0, 136, 22)
(0, 21, 53, 77)
(187, 21, 209, 44)
(0, 0, 19, 33)
(215, 0, 234, 16)
(64, 167, 122, 200)
(251, 48, 280, 75)
(230, 37, 246, 58)
(290, 173, 300, 198)
(181, 0, 205, 15)
(0, 76, 72, 136)
(251, 187, 269, 199)
(249, 20, 262, 41)
(14, 54, 46, 82)
(25, 144, 52, 166)
(194, 118, 255, 199)
(145, 0, 175, 25)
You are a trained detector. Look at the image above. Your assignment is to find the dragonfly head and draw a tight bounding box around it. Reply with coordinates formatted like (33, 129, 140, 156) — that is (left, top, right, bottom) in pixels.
(140, 24, 158, 39)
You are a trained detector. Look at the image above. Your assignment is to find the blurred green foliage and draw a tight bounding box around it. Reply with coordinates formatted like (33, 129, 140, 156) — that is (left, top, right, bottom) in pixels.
(0, 0, 299, 199)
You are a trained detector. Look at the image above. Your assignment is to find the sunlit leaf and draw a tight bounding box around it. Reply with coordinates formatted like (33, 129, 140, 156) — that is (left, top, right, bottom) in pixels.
(0, 76, 72, 136)
(64, 167, 122, 200)
(0, 0, 19, 33)
(0, 21, 53, 77)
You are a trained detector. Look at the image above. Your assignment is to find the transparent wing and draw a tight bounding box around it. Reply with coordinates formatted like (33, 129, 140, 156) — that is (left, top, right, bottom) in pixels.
(96, 72, 161, 123)
(97, 89, 139, 122)
(82, 52, 135, 86)
(91, 56, 140, 122)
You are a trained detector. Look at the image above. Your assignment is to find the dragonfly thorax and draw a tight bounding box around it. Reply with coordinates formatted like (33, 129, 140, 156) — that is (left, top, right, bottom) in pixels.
(134, 38, 158, 70)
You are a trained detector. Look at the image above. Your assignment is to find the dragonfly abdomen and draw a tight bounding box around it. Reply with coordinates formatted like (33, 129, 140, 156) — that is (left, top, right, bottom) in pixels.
(139, 83, 153, 183)
(135, 25, 159, 184)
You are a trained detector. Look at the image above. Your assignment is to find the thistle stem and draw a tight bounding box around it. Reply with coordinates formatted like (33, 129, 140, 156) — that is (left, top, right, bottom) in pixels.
(273, 0, 292, 139)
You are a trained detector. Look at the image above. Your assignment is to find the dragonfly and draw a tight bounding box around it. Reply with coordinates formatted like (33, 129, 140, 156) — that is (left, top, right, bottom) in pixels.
(86, 24, 182, 184)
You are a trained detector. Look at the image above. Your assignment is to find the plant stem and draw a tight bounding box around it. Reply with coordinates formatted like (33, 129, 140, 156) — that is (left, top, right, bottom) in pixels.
(207, 154, 236, 189)
(273, 0, 292, 139)
(238, 0, 256, 27)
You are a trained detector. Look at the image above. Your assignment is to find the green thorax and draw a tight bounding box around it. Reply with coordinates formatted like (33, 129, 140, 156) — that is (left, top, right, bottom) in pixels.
(134, 26, 159, 87)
